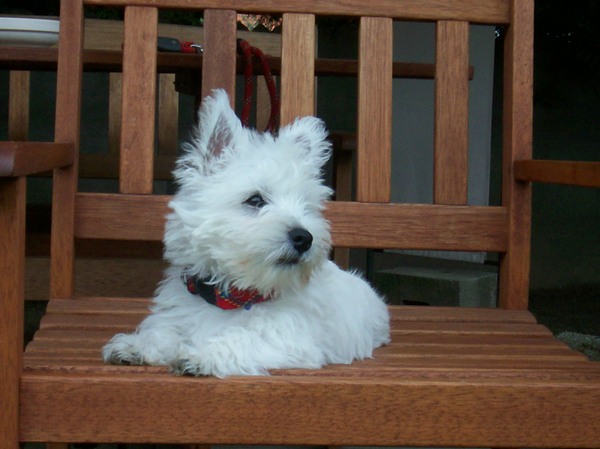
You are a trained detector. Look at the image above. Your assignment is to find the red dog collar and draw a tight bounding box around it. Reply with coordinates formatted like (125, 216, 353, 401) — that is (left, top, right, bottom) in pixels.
(183, 274, 270, 310)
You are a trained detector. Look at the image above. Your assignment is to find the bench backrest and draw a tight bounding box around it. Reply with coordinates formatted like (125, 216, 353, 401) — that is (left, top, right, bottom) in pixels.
(50, 0, 533, 309)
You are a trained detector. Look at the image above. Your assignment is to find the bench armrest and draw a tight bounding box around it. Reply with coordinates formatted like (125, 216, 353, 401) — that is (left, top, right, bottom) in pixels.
(514, 159, 600, 188)
(0, 141, 75, 178)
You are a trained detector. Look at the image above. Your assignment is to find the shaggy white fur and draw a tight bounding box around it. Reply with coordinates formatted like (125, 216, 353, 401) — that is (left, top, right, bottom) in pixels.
(102, 90, 390, 377)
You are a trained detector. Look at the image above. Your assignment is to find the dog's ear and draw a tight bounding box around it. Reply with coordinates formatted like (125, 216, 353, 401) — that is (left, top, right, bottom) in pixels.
(196, 89, 242, 159)
(279, 116, 331, 167)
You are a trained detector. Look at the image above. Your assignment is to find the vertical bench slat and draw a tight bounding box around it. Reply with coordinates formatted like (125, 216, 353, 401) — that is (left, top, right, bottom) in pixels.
(119, 6, 158, 194)
(201, 9, 237, 106)
(280, 13, 316, 125)
(158, 73, 179, 157)
(8, 71, 30, 141)
(498, 0, 534, 310)
(357, 17, 392, 203)
(51, 0, 84, 299)
(434, 20, 469, 205)
(108, 73, 122, 156)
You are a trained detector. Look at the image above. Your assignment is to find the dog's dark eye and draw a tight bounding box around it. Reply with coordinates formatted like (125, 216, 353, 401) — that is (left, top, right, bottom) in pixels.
(244, 193, 267, 209)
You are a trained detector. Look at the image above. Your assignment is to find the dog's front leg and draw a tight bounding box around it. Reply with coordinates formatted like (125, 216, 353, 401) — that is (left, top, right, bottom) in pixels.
(171, 319, 323, 378)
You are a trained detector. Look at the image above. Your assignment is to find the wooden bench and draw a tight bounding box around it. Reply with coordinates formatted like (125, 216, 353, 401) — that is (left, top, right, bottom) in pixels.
(2, 0, 600, 447)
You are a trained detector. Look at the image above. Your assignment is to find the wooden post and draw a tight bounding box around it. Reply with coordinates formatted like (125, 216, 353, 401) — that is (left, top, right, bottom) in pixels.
(0, 176, 26, 449)
(50, 0, 84, 299)
(498, 0, 534, 309)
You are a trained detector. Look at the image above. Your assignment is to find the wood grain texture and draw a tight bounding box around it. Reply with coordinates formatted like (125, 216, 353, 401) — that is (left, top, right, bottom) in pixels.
(280, 13, 316, 125)
(51, 0, 84, 299)
(19, 298, 600, 446)
(8, 70, 29, 141)
(73, 193, 508, 251)
(74, 193, 170, 240)
(13, 1, 600, 448)
(357, 17, 392, 202)
(434, 20, 469, 205)
(498, 0, 534, 310)
(326, 201, 508, 251)
(158, 74, 179, 155)
(0, 177, 25, 449)
(201, 9, 237, 104)
(119, 6, 158, 194)
(514, 160, 600, 187)
(83, 0, 511, 24)
(0, 142, 74, 177)
(20, 374, 600, 447)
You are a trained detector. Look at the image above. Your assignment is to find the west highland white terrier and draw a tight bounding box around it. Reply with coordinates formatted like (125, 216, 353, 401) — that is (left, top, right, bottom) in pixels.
(102, 90, 390, 377)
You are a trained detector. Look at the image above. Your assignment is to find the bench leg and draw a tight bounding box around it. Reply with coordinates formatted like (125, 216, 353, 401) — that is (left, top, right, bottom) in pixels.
(0, 177, 26, 449)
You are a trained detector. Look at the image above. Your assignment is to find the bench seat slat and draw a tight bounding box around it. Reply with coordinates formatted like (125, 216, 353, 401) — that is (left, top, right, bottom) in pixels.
(20, 365, 600, 447)
(26, 297, 596, 380)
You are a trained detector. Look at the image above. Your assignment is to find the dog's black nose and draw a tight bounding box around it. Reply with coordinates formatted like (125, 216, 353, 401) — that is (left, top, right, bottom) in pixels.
(288, 228, 313, 254)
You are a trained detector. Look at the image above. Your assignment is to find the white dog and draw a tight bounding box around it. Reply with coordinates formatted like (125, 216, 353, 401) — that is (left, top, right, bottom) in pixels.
(103, 90, 390, 377)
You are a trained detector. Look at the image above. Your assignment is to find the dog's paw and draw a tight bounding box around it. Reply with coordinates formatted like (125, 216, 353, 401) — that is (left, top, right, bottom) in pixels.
(107, 350, 144, 366)
(102, 334, 145, 366)
(170, 358, 209, 377)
